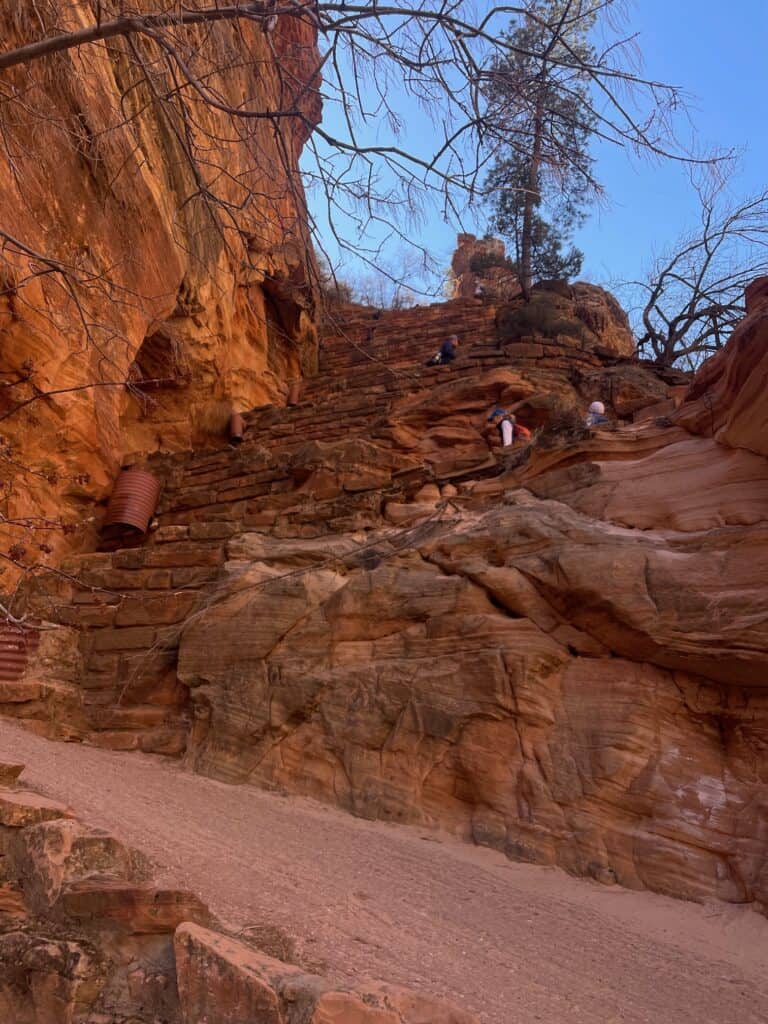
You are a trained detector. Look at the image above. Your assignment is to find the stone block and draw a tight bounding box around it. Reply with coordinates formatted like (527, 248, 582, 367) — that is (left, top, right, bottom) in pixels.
(153, 525, 189, 543)
(111, 549, 148, 570)
(72, 590, 120, 606)
(114, 592, 198, 627)
(0, 681, 44, 703)
(82, 567, 173, 591)
(92, 627, 157, 652)
(188, 521, 238, 540)
(59, 552, 113, 574)
(54, 604, 117, 628)
(11, 819, 136, 912)
(174, 924, 306, 1024)
(0, 791, 74, 828)
(143, 546, 223, 569)
(60, 879, 210, 934)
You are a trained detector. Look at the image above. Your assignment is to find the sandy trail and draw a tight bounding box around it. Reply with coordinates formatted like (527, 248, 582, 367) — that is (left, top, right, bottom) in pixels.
(1, 720, 766, 1024)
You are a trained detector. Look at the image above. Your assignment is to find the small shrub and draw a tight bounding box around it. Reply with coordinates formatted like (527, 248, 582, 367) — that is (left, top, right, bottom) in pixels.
(533, 408, 589, 449)
(497, 294, 589, 344)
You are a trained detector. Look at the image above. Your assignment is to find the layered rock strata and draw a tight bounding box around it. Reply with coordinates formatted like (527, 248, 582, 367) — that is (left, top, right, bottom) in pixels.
(4, 290, 767, 917)
(0, 1, 321, 573)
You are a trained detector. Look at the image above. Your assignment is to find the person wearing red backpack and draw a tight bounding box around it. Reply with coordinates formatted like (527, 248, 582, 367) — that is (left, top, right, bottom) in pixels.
(487, 408, 531, 447)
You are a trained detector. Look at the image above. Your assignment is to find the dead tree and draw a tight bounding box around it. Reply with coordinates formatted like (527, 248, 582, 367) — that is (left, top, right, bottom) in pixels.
(632, 180, 768, 369)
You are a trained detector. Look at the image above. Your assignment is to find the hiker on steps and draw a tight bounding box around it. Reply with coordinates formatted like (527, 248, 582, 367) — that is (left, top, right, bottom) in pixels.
(426, 334, 460, 366)
(585, 401, 610, 428)
(487, 408, 531, 447)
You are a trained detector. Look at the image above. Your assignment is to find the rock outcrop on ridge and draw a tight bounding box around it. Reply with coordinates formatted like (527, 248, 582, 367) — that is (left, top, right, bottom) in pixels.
(4, 283, 766, 920)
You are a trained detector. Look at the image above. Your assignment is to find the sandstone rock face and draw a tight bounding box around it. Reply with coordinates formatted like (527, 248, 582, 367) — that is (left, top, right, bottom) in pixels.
(170, 301, 764, 916)
(174, 923, 479, 1024)
(496, 280, 636, 359)
(0, 781, 188, 1023)
(0, 2, 321, 573)
(9, 294, 768, 920)
(178, 498, 768, 910)
(450, 233, 521, 301)
(674, 306, 768, 456)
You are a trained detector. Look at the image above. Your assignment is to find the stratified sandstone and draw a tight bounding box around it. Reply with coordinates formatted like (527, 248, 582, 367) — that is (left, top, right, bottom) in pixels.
(0, 2, 321, 571)
(6, 288, 768, 921)
(674, 302, 768, 456)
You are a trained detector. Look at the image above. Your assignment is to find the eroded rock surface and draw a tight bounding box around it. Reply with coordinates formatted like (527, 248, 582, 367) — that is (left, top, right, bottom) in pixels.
(674, 305, 768, 456)
(172, 300, 767, 914)
(0, 763, 477, 1023)
(0, 1, 321, 570)
(6, 291, 768, 921)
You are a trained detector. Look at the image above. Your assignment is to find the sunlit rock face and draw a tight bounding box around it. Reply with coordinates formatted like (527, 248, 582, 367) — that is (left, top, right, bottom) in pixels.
(168, 300, 766, 915)
(10, 290, 768, 914)
(2, 18, 767, 921)
(0, 2, 321, 571)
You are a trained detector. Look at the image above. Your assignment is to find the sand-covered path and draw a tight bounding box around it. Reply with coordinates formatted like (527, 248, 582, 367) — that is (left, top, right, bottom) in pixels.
(2, 720, 766, 1024)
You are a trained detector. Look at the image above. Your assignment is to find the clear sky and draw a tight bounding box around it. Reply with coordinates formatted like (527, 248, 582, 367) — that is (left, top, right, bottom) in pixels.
(576, 1, 768, 296)
(307, 1, 767, 312)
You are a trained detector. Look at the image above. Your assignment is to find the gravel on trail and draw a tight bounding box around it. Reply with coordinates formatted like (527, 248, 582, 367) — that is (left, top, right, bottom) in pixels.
(2, 719, 766, 1024)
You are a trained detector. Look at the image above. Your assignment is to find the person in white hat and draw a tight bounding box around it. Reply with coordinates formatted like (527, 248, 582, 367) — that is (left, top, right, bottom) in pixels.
(585, 400, 609, 428)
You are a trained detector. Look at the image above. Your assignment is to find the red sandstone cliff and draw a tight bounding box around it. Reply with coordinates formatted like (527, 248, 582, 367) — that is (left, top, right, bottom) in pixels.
(3, 10, 766, 1024)
(2, 285, 764, 917)
(0, 2, 321, 575)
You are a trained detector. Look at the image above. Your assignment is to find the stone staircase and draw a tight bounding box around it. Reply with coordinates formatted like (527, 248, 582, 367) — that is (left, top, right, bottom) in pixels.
(5, 300, 521, 749)
(3, 296, 660, 752)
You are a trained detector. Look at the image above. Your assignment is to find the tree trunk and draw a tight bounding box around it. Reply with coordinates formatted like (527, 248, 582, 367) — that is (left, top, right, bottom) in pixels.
(520, 80, 546, 300)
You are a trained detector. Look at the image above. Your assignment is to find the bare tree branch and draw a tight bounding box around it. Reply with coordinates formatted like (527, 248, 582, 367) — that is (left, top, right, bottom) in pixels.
(629, 176, 768, 369)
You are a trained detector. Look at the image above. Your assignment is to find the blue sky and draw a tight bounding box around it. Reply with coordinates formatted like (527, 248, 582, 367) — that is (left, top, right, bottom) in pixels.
(577, 1, 768, 292)
(306, 1, 767, 308)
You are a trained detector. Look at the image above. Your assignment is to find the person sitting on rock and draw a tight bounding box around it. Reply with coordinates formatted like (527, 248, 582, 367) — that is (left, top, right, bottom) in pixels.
(487, 408, 531, 447)
(426, 334, 460, 366)
(585, 400, 610, 428)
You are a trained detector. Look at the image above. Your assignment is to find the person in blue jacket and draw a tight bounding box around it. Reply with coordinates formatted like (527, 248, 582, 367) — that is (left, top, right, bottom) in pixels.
(426, 335, 460, 366)
(585, 401, 610, 427)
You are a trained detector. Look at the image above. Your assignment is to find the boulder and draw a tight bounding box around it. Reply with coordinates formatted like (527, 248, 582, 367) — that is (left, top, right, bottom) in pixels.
(174, 923, 479, 1024)
(0, 791, 73, 829)
(674, 306, 768, 456)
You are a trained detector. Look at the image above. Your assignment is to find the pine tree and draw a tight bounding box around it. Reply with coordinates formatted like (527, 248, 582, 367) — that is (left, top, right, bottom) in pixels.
(484, 1, 600, 293)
